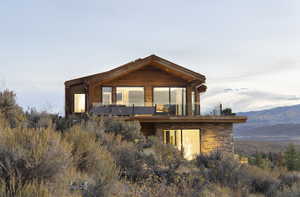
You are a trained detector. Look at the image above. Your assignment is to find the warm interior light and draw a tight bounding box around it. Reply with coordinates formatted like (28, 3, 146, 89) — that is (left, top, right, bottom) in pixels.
(162, 129, 200, 160)
(74, 94, 86, 113)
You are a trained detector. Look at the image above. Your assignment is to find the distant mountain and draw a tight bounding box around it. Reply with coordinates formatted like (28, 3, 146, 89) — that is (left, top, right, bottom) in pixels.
(235, 104, 300, 140)
(237, 104, 300, 126)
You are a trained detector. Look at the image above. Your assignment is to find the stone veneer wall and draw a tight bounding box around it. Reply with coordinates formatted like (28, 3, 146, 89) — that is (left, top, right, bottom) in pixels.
(200, 123, 233, 154)
(153, 123, 234, 155)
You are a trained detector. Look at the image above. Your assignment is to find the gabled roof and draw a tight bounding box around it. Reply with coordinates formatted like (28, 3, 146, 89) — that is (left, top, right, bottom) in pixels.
(65, 55, 206, 86)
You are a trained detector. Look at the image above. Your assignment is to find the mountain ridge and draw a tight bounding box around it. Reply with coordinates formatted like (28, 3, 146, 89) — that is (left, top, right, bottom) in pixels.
(234, 104, 300, 139)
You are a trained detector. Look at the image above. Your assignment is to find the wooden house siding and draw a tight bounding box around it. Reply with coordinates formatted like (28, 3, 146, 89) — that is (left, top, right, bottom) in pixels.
(94, 66, 190, 107)
(64, 55, 247, 156)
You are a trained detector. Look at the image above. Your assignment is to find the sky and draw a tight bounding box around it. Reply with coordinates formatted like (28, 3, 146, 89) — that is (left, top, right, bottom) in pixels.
(0, 0, 300, 114)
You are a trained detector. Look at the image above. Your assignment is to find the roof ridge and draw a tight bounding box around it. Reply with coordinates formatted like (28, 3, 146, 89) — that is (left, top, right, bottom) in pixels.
(65, 54, 205, 86)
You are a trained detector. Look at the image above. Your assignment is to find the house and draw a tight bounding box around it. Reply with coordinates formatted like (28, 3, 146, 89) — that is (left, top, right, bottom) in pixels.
(65, 55, 246, 160)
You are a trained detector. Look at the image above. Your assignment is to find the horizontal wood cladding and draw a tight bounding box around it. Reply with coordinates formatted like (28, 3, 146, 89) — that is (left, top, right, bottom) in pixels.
(65, 55, 208, 116)
(100, 65, 188, 87)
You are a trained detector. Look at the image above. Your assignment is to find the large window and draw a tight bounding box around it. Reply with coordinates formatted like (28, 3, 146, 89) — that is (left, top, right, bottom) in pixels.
(116, 87, 144, 106)
(163, 129, 200, 160)
(153, 87, 186, 115)
(74, 94, 86, 113)
(102, 87, 112, 105)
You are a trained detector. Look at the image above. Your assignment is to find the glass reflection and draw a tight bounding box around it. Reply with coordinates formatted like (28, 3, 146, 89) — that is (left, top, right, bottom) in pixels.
(116, 87, 144, 106)
(170, 88, 186, 116)
(153, 87, 169, 113)
(74, 94, 86, 113)
(153, 87, 186, 115)
(102, 87, 112, 105)
(162, 129, 200, 160)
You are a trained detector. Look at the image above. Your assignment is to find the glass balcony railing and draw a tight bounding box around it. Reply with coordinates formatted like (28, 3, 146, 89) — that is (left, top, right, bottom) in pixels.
(89, 103, 202, 116)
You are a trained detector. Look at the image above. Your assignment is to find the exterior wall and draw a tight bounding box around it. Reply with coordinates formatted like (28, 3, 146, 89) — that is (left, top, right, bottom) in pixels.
(101, 65, 188, 87)
(145, 122, 234, 155)
(200, 123, 233, 154)
(94, 65, 190, 106)
(65, 65, 204, 116)
(65, 83, 86, 116)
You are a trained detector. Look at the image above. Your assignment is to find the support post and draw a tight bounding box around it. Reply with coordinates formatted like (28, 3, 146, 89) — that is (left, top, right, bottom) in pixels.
(186, 86, 193, 116)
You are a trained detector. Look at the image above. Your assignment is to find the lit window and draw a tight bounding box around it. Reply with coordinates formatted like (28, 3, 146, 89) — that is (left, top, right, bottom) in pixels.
(74, 94, 86, 113)
(116, 87, 144, 106)
(153, 87, 186, 115)
(102, 87, 112, 105)
(162, 129, 200, 160)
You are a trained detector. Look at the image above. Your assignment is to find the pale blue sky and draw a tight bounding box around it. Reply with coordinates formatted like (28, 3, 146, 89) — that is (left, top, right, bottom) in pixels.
(1, 0, 300, 114)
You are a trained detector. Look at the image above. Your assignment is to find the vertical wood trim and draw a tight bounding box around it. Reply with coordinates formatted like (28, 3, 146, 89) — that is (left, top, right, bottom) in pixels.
(112, 86, 116, 104)
(199, 129, 202, 154)
(65, 86, 70, 117)
(195, 89, 200, 115)
(198, 93, 201, 115)
(99, 86, 103, 104)
(87, 84, 92, 112)
(155, 127, 163, 141)
(93, 85, 100, 104)
(186, 85, 192, 116)
(145, 86, 152, 106)
(181, 129, 183, 153)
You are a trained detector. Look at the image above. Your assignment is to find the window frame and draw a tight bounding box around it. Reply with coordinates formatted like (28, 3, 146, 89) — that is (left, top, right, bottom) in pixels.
(162, 129, 202, 160)
(153, 86, 186, 115)
(115, 86, 145, 106)
(101, 86, 113, 105)
(73, 93, 86, 113)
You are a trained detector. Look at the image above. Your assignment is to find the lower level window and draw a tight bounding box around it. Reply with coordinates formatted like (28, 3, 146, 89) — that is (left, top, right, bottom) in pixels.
(74, 94, 86, 113)
(163, 129, 200, 160)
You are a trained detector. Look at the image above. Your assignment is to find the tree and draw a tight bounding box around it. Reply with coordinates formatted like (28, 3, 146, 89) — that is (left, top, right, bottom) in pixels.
(284, 144, 300, 171)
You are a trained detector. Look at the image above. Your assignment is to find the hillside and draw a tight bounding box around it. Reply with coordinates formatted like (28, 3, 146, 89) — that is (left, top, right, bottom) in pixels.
(235, 104, 300, 140)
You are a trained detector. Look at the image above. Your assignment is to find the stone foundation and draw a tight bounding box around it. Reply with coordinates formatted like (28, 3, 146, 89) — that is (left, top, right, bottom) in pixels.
(141, 122, 234, 155)
(200, 123, 233, 154)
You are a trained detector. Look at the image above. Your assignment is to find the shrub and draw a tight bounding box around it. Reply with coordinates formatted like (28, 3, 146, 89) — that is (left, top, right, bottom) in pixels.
(147, 136, 183, 170)
(0, 181, 81, 197)
(245, 166, 279, 196)
(64, 125, 119, 197)
(196, 151, 224, 169)
(102, 118, 143, 142)
(0, 128, 72, 196)
(249, 152, 272, 169)
(64, 126, 98, 173)
(77, 116, 144, 142)
(195, 152, 280, 196)
(196, 152, 249, 190)
(0, 89, 25, 128)
(54, 115, 77, 132)
(0, 112, 9, 129)
(275, 183, 300, 197)
(110, 138, 149, 182)
(25, 109, 54, 129)
(72, 117, 155, 183)
(279, 172, 300, 187)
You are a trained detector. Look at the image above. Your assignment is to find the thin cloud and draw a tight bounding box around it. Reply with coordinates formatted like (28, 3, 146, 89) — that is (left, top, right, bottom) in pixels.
(202, 87, 300, 112)
(212, 57, 300, 82)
